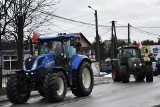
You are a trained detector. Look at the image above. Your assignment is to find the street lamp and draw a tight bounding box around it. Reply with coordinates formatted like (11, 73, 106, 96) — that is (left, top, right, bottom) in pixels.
(88, 6, 100, 63)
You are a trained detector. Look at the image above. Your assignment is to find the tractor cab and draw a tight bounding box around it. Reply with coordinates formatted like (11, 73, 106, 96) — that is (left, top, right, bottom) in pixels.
(118, 46, 142, 65)
(36, 35, 78, 67)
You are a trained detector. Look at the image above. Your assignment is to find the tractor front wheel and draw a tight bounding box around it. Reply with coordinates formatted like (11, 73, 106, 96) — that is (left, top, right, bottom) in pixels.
(121, 66, 129, 83)
(71, 62, 93, 97)
(146, 65, 153, 82)
(38, 89, 45, 97)
(44, 71, 67, 102)
(112, 64, 121, 82)
(7, 74, 31, 104)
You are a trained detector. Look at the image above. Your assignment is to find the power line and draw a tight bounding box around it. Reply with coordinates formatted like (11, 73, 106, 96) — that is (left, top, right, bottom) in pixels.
(131, 26, 160, 36)
(39, 10, 160, 29)
(100, 28, 112, 36)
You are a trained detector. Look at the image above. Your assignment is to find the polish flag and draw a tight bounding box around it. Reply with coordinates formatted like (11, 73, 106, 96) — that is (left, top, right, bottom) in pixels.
(32, 32, 39, 43)
(135, 40, 142, 49)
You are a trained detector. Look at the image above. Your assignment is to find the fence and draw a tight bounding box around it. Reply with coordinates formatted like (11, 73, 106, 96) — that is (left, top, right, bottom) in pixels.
(1, 50, 17, 88)
(0, 39, 18, 88)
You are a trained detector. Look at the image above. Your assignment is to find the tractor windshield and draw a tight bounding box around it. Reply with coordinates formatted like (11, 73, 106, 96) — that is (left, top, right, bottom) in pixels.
(38, 40, 76, 58)
(123, 48, 140, 58)
(39, 41, 62, 55)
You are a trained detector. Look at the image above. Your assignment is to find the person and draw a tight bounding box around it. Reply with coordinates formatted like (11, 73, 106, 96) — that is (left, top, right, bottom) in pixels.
(143, 53, 150, 61)
(125, 50, 132, 58)
(64, 41, 76, 58)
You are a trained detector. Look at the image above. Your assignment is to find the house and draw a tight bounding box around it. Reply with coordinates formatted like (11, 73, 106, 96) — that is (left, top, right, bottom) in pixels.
(77, 33, 95, 61)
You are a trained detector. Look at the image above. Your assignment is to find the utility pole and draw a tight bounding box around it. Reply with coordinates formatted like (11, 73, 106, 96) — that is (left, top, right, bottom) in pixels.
(95, 10, 100, 63)
(128, 23, 130, 45)
(88, 6, 100, 64)
(111, 21, 117, 59)
(0, 12, 2, 88)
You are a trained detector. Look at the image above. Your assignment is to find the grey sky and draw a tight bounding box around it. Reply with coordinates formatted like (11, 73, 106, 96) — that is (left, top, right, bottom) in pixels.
(39, 0, 160, 43)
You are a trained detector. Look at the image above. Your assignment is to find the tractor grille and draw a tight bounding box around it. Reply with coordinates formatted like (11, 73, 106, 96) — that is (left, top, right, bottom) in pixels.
(25, 56, 37, 70)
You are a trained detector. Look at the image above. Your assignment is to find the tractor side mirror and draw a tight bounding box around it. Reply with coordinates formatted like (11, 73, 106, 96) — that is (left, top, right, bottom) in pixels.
(70, 37, 75, 46)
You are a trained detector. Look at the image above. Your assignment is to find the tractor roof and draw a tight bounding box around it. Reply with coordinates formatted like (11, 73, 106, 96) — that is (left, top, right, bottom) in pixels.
(119, 45, 139, 50)
(39, 33, 80, 41)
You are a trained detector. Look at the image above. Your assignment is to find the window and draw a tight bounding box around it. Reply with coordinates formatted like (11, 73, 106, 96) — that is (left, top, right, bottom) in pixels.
(3, 55, 17, 71)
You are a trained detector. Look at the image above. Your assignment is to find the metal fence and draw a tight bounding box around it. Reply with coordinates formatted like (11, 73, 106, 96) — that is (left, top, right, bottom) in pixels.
(0, 39, 18, 88)
(1, 50, 17, 88)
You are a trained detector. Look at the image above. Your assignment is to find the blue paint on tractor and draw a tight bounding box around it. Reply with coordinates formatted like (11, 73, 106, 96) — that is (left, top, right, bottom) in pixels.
(24, 54, 55, 72)
(71, 54, 88, 70)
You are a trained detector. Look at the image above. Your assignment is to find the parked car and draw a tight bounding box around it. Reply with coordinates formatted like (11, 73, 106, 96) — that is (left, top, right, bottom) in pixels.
(152, 62, 158, 76)
(100, 58, 112, 74)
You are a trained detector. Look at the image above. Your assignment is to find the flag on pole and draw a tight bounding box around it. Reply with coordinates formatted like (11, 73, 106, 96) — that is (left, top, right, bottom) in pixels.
(135, 40, 142, 49)
(32, 32, 39, 43)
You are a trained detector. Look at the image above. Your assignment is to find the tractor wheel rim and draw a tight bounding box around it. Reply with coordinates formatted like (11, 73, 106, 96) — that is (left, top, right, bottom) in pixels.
(82, 68, 91, 89)
(57, 78, 64, 95)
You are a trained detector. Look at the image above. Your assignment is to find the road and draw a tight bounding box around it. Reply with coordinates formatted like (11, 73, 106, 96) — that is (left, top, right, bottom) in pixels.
(1, 75, 160, 107)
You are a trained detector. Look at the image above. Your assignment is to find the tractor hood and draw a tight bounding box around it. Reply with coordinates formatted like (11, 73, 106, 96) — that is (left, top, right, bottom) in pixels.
(23, 54, 55, 72)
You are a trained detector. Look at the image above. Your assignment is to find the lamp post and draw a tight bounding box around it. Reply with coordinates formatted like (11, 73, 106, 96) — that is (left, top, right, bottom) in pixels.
(88, 6, 100, 63)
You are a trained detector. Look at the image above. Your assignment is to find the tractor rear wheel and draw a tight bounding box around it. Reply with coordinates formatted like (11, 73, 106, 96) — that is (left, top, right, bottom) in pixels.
(112, 64, 121, 82)
(71, 62, 93, 97)
(7, 74, 31, 104)
(44, 71, 67, 102)
(146, 65, 153, 82)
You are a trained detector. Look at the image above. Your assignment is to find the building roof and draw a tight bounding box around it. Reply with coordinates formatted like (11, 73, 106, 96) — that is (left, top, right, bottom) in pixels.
(79, 33, 92, 46)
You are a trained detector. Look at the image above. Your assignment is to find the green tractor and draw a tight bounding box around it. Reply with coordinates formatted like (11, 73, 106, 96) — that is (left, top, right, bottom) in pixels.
(111, 45, 153, 83)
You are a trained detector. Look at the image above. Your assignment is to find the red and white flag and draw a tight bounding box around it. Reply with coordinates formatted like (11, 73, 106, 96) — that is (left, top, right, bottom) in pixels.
(32, 32, 40, 43)
(135, 40, 142, 49)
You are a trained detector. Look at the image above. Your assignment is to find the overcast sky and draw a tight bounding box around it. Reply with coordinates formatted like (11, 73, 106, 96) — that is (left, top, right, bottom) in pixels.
(40, 0, 160, 43)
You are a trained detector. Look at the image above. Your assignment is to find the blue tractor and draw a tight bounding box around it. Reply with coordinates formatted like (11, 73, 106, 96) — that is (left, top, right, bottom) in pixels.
(7, 33, 93, 104)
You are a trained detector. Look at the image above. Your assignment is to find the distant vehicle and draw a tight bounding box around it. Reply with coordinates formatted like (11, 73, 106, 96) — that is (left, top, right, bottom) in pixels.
(156, 58, 160, 75)
(100, 58, 112, 74)
(152, 62, 158, 76)
(111, 45, 153, 83)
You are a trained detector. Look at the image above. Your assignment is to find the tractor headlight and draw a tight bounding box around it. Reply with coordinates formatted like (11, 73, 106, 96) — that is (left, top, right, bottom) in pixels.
(139, 63, 142, 66)
(134, 64, 136, 67)
(31, 61, 38, 70)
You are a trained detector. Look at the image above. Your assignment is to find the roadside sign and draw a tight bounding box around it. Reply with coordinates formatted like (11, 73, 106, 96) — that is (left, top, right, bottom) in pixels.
(153, 48, 158, 54)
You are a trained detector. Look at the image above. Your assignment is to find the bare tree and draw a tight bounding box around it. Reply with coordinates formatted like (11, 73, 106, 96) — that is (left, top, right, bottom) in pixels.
(1, 0, 59, 70)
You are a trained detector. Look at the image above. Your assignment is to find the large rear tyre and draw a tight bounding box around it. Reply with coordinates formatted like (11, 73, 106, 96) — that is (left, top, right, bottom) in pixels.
(44, 71, 67, 102)
(146, 65, 153, 82)
(71, 62, 93, 97)
(121, 66, 129, 83)
(7, 74, 31, 104)
(112, 64, 121, 82)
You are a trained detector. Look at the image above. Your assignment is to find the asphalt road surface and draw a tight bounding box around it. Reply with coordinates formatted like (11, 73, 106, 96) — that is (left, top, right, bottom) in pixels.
(1, 76, 160, 107)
